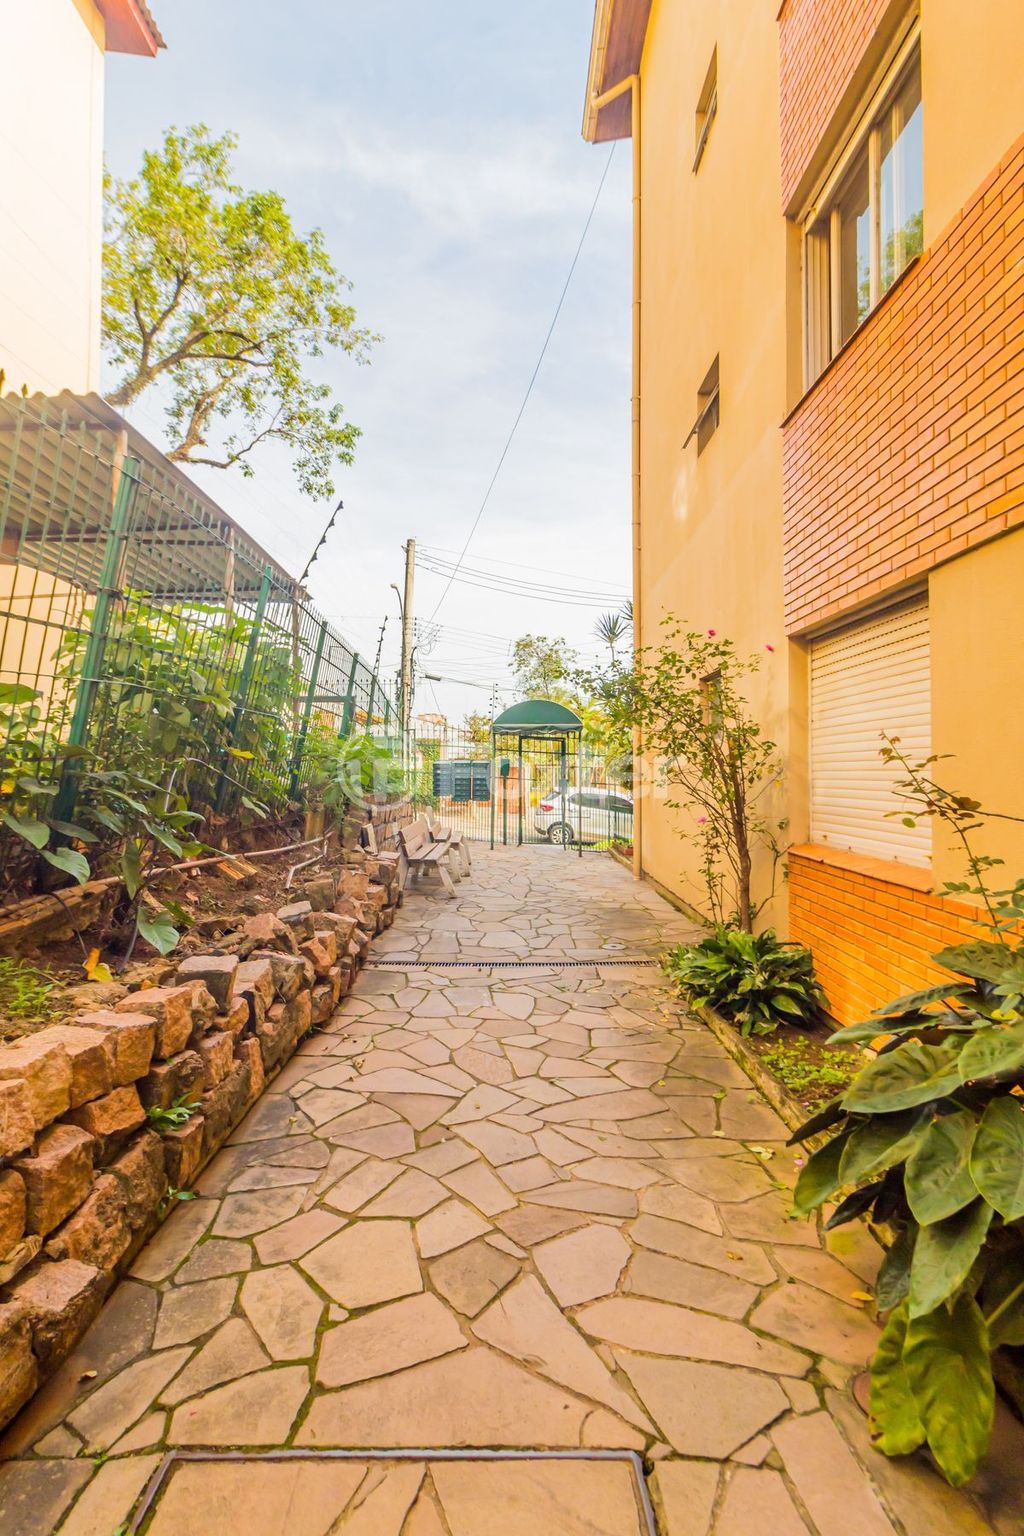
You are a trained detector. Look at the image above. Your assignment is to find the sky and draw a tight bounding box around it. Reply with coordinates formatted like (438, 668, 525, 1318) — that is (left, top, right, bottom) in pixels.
(104, 0, 633, 725)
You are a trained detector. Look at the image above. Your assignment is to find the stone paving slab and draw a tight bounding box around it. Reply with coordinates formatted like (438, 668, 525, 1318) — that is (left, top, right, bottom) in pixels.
(0, 845, 1021, 1535)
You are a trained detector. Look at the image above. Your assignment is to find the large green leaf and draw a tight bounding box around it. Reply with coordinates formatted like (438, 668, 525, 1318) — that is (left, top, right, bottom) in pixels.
(40, 846, 90, 885)
(792, 1131, 850, 1214)
(876, 1223, 917, 1312)
(958, 1023, 1024, 1083)
(3, 812, 49, 849)
(909, 1199, 994, 1318)
(904, 1111, 979, 1224)
(135, 906, 180, 957)
(982, 1251, 1024, 1348)
(903, 1292, 994, 1486)
(121, 842, 143, 899)
(969, 1097, 1024, 1220)
(839, 1111, 924, 1186)
(935, 940, 1024, 989)
(876, 983, 975, 1017)
(842, 1039, 965, 1114)
(869, 1303, 926, 1456)
(787, 1096, 847, 1145)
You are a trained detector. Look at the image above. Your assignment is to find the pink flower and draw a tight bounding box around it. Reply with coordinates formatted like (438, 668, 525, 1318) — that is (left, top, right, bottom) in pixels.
(765, 643, 775, 653)
(696, 815, 707, 824)
(707, 628, 717, 637)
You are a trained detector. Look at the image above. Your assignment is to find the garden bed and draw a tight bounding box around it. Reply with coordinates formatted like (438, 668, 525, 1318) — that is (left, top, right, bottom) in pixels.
(694, 1000, 859, 1134)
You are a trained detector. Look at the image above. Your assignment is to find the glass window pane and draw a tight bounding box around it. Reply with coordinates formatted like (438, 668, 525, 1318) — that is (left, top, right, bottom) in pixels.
(880, 61, 923, 292)
(836, 145, 871, 344)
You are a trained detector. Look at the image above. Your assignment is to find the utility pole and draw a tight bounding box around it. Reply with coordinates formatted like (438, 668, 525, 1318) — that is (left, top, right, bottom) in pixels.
(400, 539, 416, 767)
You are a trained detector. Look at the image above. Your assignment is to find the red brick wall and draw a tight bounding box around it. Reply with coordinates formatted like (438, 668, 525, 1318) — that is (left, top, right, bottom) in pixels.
(782, 135, 1024, 635)
(789, 850, 989, 1025)
(778, 0, 893, 207)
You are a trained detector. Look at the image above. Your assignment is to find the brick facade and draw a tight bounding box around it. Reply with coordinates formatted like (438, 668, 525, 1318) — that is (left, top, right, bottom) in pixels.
(782, 134, 1024, 635)
(778, 0, 893, 207)
(789, 849, 988, 1025)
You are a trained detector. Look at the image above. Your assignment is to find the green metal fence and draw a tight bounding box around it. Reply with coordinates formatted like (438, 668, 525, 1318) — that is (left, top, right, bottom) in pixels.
(0, 392, 395, 832)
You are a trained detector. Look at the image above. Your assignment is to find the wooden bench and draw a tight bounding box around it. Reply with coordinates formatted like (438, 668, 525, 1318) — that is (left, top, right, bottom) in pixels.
(424, 807, 471, 878)
(397, 816, 457, 899)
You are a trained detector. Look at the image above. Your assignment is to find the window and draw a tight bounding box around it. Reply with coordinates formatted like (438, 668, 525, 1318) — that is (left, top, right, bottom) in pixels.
(809, 598, 931, 866)
(805, 43, 922, 382)
(684, 355, 720, 454)
(693, 47, 717, 172)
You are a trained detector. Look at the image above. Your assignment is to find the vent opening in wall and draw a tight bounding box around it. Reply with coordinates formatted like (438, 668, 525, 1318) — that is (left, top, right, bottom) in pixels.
(809, 597, 931, 867)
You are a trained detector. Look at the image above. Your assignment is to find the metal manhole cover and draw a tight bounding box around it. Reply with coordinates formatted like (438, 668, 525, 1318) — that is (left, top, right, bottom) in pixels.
(129, 1449, 658, 1535)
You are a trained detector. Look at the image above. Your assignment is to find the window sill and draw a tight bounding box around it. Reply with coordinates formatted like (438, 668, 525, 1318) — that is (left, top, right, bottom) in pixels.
(789, 841, 934, 893)
(782, 253, 922, 428)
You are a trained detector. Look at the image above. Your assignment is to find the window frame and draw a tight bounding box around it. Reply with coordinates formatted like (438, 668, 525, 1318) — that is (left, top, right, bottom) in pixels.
(693, 47, 718, 173)
(684, 355, 720, 454)
(802, 24, 921, 386)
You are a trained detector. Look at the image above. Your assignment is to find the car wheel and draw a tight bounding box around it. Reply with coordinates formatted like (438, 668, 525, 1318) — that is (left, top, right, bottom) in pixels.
(548, 822, 572, 846)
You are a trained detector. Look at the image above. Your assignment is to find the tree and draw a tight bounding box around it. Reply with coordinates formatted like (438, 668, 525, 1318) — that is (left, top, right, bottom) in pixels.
(462, 711, 492, 746)
(594, 610, 630, 665)
(511, 634, 577, 698)
(578, 621, 783, 930)
(103, 125, 377, 499)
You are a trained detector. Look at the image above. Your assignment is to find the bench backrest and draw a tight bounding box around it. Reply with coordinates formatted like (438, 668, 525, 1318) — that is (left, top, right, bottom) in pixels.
(399, 816, 430, 855)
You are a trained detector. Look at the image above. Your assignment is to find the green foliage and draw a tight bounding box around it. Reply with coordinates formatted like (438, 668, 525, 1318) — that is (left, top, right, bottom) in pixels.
(146, 1095, 200, 1132)
(0, 957, 53, 1030)
(594, 609, 631, 664)
(576, 621, 784, 930)
(104, 125, 376, 500)
(759, 1040, 857, 1099)
(664, 926, 828, 1037)
(790, 747, 1024, 1485)
(0, 684, 96, 897)
(511, 634, 577, 699)
(306, 733, 404, 818)
(55, 592, 294, 813)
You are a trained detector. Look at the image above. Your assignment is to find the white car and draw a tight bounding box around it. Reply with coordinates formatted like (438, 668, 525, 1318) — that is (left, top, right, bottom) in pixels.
(534, 787, 634, 846)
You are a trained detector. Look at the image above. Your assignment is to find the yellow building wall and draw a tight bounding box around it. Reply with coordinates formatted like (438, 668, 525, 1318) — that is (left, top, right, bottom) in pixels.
(929, 528, 1024, 890)
(637, 0, 792, 927)
(921, 0, 1024, 242)
(0, 0, 106, 395)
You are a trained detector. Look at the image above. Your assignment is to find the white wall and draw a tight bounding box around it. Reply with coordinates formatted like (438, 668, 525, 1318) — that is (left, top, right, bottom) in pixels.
(0, 0, 105, 394)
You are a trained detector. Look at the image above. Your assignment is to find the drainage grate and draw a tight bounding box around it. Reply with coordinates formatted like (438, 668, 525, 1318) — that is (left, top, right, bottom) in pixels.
(364, 957, 661, 971)
(129, 1448, 658, 1535)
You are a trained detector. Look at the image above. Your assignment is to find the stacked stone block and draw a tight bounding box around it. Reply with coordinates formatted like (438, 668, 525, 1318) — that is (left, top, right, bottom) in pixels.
(0, 850, 402, 1430)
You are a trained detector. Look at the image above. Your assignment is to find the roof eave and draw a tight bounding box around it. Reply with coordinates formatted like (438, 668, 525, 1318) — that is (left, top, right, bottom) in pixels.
(96, 0, 165, 57)
(581, 0, 653, 143)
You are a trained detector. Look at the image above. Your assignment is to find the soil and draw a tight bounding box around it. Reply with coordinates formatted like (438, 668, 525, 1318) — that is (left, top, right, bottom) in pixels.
(731, 1017, 861, 1116)
(0, 816, 343, 1042)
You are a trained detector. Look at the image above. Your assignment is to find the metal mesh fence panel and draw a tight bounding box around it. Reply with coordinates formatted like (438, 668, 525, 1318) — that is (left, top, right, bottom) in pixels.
(0, 394, 394, 840)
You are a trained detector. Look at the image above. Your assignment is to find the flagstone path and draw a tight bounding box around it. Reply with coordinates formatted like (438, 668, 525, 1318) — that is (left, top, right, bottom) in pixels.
(1, 846, 1022, 1534)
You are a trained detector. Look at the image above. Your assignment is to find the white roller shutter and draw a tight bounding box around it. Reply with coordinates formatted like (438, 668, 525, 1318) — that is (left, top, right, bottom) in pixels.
(809, 599, 932, 867)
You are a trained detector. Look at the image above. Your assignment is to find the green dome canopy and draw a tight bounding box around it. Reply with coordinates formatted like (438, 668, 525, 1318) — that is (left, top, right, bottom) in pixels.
(491, 699, 583, 735)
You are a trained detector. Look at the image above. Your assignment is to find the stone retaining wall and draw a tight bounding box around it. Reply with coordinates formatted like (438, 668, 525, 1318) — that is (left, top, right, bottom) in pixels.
(0, 849, 401, 1433)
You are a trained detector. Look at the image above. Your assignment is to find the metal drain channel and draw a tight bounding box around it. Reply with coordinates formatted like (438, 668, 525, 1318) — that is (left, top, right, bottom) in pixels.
(129, 1447, 659, 1535)
(365, 957, 661, 970)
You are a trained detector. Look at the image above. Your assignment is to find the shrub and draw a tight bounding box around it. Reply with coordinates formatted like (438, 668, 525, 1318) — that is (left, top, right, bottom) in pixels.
(0, 957, 53, 1035)
(664, 926, 828, 1036)
(790, 740, 1024, 1487)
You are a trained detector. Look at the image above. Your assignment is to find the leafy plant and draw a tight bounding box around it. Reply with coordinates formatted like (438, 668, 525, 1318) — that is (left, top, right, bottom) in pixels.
(0, 957, 53, 1030)
(760, 1040, 857, 1098)
(790, 746, 1024, 1486)
(104, 124, 376, 500)
(0, 684, 95, 895)
(146, 1095, 200, 1132)
(577, 622, 784, 930)
(305, 733, 404, 819)
(664, 926, 828, 1036)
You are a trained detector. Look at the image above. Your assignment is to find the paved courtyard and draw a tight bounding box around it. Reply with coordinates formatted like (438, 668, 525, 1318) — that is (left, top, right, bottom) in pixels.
(1, 846, 1022, 1534)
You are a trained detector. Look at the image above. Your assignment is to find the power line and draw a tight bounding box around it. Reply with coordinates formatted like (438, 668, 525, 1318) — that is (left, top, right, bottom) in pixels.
(427, 142, 617, 623)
